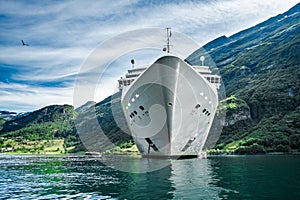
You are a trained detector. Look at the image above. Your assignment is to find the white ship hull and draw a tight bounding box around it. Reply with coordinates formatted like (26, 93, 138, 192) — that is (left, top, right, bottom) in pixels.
(121, 55, 218, 158)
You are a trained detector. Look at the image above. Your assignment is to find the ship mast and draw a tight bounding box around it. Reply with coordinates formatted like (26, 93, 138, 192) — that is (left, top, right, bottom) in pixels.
(163, 27, 172, 53)
(166, 27, 171, 53)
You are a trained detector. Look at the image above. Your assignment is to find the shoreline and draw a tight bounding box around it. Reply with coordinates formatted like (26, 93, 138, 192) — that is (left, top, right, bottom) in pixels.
(1, 151, 299, 157)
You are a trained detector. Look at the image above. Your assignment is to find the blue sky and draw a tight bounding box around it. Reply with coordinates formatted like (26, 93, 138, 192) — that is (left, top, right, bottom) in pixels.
(0, 0, 299, 112)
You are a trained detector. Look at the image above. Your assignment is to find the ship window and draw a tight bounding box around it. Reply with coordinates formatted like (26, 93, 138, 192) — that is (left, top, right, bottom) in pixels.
(139, 106, 144, 110)
(132, 113, 135, 117)
(208, 113, 211, 116)
(195, 104, 201, 109)
(202, 109, 206, 113)
(205, 111, 209, 115)
(168, 102, 173, 106)
(129, 114, 132, 118)
(134, 111, 137, 115)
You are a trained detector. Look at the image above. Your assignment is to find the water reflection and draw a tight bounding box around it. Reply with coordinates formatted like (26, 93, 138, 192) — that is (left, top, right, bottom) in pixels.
(62, 155, 175, 199)
(169, 158, 221, 199)
(1, 154, 300, 199)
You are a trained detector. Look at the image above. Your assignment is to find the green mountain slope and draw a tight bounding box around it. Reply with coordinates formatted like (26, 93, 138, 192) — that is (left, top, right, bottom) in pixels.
(0, 105, 78, 153)
(74, 92, 132, 152)
(0, 94, 132, 153)
(187, 3, 300, 153)
(1, 105, 74, 133)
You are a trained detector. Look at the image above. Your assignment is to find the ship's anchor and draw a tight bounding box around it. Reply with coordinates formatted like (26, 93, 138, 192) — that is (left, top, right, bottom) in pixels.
(145, 137, 159, 153)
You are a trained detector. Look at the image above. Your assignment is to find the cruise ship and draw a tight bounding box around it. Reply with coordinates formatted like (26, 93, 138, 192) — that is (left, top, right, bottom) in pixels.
(118, 29, 221, 158)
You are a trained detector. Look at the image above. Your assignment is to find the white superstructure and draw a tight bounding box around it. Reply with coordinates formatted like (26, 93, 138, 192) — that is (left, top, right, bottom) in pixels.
(118, 65, 220, 91)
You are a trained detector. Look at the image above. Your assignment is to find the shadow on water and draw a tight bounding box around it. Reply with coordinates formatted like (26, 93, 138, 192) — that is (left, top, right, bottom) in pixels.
(1, 154, 300, 199)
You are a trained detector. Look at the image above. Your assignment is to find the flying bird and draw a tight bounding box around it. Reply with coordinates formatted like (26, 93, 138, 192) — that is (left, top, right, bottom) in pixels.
(21, 40, 29, 46)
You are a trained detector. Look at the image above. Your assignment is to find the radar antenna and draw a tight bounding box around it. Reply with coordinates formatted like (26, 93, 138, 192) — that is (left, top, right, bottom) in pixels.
(200, 56, 205, 66)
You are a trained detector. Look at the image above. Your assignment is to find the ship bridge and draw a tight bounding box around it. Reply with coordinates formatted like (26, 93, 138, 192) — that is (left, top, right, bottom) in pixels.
(193, 65, 221, 89)
(118, 67, 147, 89)
(118, 64, 221, 90)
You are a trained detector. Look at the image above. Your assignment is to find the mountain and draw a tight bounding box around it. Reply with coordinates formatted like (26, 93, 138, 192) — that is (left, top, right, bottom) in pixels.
(0, 111, 17, 120)
(75, 101, 96, 113)
(74, 92, 131, 152)
(0, 94, 132, 153)
(1, 105, 74, 134)
(0, 105, 79, 153)
(0, 111, 31, 121)
(187, 3, 300, 153)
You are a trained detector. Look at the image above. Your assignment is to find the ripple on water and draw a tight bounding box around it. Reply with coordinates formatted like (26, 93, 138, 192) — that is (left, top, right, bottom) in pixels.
(1, 154, 300, 199)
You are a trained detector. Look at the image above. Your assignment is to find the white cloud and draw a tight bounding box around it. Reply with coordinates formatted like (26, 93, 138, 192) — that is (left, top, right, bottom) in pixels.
(0, 82, 73, 112)
(0, 0, 299, 112)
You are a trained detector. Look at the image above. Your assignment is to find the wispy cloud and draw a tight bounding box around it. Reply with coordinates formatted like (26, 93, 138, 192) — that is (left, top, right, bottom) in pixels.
(0, 82, 73, 112)
(0, 0, 298, 112)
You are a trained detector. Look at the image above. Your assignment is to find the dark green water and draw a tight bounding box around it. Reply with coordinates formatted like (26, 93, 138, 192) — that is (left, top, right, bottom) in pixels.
(0, 154, 299, 199)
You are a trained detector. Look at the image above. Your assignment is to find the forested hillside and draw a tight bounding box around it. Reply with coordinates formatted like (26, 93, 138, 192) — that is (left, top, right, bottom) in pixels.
(187, 3, 300, 153)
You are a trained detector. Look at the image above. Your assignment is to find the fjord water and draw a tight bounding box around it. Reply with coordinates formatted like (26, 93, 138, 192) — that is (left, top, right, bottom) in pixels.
(0, 155, 299, 199)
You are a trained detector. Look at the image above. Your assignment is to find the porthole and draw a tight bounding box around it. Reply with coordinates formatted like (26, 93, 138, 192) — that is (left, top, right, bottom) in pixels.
(195, 104, 201, 109)
(139, 106, 144, 110)
(168, 102, 173, 106)
(134, 111, 137, 115)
